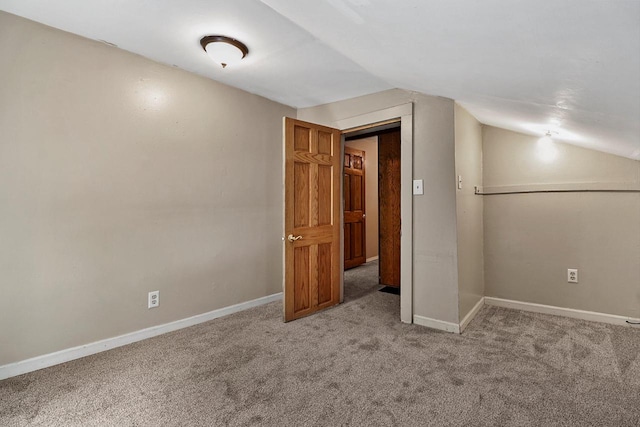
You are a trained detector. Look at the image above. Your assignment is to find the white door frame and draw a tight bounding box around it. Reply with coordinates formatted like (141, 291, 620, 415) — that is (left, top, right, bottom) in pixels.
(336, 103, 413, 323)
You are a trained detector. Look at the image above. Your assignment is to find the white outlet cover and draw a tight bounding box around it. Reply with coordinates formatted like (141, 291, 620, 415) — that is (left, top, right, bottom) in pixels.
(148, 290, 160, 308)
(567, 269, 578, 283)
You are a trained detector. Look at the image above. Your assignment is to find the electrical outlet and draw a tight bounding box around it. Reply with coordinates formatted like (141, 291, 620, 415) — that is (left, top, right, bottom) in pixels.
(148, 290, 159, 309)
(567, 269, 578, 283)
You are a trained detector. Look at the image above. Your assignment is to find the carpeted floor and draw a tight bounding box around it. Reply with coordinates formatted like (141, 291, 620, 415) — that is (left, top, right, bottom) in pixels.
(1, 260, 639, 426)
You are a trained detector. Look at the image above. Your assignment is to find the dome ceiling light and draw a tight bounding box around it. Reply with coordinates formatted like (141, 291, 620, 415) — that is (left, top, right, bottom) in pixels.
(200, 35, 249, 69)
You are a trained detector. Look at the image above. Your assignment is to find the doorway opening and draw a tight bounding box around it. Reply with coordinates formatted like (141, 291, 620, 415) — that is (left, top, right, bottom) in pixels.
(342, 124, 401, 304)
(282, 103, 413, 324)
(334, 103, 413, 323)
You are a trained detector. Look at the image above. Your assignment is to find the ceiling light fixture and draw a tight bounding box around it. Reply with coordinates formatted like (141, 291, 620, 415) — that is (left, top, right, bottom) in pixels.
(200, 35, 249, 69)
(537, 130, 558, 163)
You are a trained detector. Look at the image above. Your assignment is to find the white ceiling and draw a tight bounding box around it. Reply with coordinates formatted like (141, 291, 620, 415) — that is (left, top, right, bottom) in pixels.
(1, 0, 639, 159)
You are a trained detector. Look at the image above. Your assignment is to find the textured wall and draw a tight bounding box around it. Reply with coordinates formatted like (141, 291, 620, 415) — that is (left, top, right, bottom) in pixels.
(483, 126, 640, 317)
(454, 104, 484, 322)
(0, 12, 295, 365)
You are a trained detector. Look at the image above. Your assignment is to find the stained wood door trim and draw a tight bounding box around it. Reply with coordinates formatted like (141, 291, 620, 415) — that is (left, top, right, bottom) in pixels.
(378, 130, 401, 287)
(336, 103, 414, 324)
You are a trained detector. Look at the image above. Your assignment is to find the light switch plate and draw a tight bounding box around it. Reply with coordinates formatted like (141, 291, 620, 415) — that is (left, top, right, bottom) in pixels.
(413, 179, 424, 195)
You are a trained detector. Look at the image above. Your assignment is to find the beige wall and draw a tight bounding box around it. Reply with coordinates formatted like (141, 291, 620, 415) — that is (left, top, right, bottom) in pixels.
(483, 126, 640, 317)
(345, 136, 378, 260)
(299, 90, 460, 324)
(454, 105, 484, 322)
(0, 12, 295, 365)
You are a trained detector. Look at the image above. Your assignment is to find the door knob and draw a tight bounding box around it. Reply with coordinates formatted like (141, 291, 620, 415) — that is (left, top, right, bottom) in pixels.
(287, 234, 303, 242)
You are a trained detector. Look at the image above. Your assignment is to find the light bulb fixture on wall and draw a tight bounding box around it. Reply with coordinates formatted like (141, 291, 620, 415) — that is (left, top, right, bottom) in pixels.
(200, 35, 249, 68)
(536, 130, 558, 163)
(540, 130, 553, 144)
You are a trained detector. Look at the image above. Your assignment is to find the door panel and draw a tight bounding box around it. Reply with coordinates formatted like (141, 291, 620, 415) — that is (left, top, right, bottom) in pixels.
(379, 130, 401, 287)
(318, 165, 332, 225)
(352, 175, 362, 210)
(317, 243, 333, 305)
(284, 118, 341, 321)
(343, 147, 366, 270)
(353, 222, 363, 258)
(294, 246, 310, 312)
(294, 163, 310, 227)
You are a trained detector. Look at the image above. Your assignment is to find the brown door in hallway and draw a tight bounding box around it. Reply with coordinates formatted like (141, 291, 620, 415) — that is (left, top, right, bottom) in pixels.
(343, 147, 366, 270)
(378, 129, 401, 287)
(284, 118, 341, 321)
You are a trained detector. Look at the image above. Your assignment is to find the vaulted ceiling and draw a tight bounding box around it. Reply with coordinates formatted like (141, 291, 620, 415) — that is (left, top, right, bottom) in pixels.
(1, 0, 639, 159)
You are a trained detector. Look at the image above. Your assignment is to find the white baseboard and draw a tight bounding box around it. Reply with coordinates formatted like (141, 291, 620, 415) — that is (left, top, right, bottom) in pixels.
(459, 297, 485, 333)
(413, 315, 460, 334)
(484, 297, 640, 327)
(0, 293, 282, 381)
(366, 256, 379, 263)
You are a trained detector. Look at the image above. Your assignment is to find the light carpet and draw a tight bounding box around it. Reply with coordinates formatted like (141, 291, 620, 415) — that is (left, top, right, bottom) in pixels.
(1, 260, 639, 426)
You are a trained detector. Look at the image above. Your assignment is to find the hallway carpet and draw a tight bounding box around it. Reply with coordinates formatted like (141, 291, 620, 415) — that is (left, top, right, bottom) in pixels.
(1, 261, 639, 426)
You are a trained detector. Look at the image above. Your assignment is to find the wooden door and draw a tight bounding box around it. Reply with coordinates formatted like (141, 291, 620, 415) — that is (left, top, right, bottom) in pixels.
(284, 118, 341, 321)
(343, 147, 366, 269)
(378, 130, 401, 287)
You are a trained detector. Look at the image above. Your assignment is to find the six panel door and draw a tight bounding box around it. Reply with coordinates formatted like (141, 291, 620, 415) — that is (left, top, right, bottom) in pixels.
(344, 147, 366, 269)
(284, 118, 341, 321)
